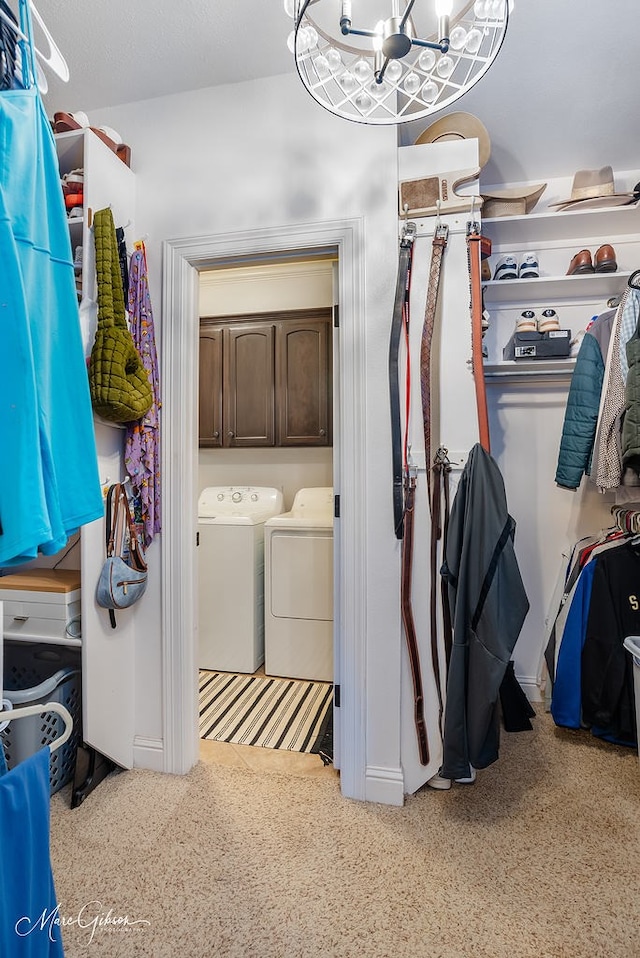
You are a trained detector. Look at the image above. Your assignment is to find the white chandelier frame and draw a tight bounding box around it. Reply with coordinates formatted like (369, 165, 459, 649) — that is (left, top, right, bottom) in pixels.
(290, 0, 509, 125)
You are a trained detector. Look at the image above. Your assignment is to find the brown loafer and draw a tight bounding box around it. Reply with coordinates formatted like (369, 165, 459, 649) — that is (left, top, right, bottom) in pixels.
(594, 244, 617, 273)
(567, 249, 594, 275)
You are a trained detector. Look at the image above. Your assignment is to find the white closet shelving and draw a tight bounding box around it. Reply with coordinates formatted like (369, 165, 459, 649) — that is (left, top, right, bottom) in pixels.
(481, 198, 640, 383)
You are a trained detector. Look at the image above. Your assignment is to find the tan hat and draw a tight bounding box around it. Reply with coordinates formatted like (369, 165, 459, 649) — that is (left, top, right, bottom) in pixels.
(414, 112, 491, 170)
(481, 183, 547, 218)
(549, 166, 636, 211)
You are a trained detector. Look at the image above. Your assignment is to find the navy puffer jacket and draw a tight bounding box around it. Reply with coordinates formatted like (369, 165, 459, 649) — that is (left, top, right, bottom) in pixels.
(555, 331, 604, 489)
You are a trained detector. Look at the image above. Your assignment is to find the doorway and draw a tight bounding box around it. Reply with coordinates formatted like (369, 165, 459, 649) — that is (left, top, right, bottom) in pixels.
(160, 219, 368, 801)
(196, 258, 335, 767)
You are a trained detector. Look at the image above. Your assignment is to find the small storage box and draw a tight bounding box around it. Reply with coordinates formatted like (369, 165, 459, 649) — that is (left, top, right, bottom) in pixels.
(0, 569, 81, 643)
(1, 642, 82, 794)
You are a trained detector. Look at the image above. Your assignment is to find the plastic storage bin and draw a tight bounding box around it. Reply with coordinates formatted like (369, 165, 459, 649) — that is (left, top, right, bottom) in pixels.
(624, 636, 640, 764)
(1, 642, 82, 794)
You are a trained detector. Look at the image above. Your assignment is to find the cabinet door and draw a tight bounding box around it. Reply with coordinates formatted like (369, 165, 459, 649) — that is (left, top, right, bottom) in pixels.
(224, 324, 275, 446)
(199, 323, 223, 447)
(276, 318, 332, 446)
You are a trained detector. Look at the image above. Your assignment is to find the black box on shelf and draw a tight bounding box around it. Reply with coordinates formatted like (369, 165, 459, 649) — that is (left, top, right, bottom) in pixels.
(503, 329, 571, 361)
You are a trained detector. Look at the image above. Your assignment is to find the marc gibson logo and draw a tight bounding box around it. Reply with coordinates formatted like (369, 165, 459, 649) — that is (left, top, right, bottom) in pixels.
(16, 902, 151, 945)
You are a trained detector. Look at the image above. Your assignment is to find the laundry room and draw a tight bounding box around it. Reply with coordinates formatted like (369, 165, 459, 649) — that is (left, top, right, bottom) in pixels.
(196, 258, 336, 760)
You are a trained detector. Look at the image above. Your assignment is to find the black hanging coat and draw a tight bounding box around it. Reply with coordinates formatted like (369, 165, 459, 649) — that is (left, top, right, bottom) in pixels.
(440, 443, 530, 780)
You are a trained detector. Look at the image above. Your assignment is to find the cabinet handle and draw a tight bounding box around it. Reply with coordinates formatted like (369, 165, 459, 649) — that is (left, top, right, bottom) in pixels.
(319, 428, 326, 436)
(213, 431, 219, 438)
(228, 430, 235, 438)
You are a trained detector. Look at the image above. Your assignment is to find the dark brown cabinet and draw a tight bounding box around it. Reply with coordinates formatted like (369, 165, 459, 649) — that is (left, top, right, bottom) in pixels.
(199, 309, 332, 448)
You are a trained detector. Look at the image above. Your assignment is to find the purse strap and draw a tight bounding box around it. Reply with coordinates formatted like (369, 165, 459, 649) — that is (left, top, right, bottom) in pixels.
(105, 483, 147, 573)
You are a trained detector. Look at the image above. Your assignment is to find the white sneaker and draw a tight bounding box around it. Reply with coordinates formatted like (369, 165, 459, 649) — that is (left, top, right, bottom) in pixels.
(518, 252, 540, 279)
(538, 308, 560, 333)
(493, 254, 518, 281)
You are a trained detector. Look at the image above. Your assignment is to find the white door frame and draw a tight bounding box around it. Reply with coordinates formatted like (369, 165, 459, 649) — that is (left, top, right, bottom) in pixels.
(160, 218, 368, 801)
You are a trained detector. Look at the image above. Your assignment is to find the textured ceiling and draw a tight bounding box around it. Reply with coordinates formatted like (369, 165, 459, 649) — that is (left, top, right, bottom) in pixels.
(32, 1, 639, 183)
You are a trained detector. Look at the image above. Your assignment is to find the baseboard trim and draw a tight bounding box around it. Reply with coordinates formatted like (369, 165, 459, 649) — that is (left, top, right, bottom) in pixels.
(365, 765, 405, 806)
(133, 736, 164, 772)
(516, 674, 542, 703)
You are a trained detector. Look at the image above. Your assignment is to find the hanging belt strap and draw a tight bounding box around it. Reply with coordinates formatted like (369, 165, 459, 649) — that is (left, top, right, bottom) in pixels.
(430, 448, 453, 729)
(467, 222, 491, 453)
(389, 222, 416, 539)
(420, 223, 449, 504)
(401, 473, 429, 765)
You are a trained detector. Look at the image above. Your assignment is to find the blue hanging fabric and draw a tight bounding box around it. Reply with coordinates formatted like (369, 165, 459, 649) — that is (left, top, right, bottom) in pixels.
(0, 0, 102, 565)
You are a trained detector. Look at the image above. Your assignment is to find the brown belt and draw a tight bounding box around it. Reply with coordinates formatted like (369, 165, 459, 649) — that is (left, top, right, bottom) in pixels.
(467, 223, 491, 454)
(401, 473, 429, 765)
(420, 224, 449, 501)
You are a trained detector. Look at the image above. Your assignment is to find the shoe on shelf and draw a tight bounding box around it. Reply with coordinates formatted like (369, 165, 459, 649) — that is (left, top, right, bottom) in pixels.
(594, 243, 617, 273)
(567, 249, 594, 275)
(538, 308, 561, 333)
(516, 309, 537, 332)
(518, 252, 540, 279)
(493, 254, 518, 281)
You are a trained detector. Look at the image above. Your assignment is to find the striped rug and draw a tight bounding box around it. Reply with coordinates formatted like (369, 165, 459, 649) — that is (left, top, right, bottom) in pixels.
(199, 670, 333, 753)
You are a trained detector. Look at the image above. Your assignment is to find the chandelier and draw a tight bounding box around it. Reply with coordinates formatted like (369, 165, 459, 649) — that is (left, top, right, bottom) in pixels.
(285, 0, 509, 125)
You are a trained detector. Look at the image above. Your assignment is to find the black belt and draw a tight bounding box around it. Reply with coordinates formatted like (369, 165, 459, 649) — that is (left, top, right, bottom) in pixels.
(389, 221, 416, 539)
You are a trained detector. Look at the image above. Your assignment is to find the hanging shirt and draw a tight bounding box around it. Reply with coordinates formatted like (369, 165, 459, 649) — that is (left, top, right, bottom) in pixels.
(0, 79, 102, 564)
(0, 747, 64, 957)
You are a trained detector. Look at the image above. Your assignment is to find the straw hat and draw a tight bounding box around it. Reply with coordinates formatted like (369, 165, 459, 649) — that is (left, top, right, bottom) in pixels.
(415, 112, 491, 170)
(481, 183, 547, 218)
(549, 166, 636, 211)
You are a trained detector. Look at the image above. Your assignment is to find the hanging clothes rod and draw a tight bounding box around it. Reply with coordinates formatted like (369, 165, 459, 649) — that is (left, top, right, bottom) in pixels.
(0, 702, 73, 752)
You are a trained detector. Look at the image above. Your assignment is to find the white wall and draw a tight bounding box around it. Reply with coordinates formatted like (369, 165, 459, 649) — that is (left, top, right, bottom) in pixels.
(95, 73, 404, 794)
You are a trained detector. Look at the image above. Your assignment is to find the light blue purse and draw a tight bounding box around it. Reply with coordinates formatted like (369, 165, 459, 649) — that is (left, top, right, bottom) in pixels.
(96, 483, 147, 628)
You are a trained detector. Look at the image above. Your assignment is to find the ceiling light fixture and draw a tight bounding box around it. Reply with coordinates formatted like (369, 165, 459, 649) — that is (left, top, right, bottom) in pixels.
(285, 0, 509, 125)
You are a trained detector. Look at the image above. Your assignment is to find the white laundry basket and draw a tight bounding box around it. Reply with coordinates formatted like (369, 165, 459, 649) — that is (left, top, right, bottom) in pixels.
(623, 636, 640, 764)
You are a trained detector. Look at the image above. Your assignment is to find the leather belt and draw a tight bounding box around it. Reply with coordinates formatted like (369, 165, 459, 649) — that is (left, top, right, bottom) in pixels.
(389, 221, 416, 539)
(401, 473, 429, 765)
(420, 224, 449, 501)
(430, 447, 453, 729)
(467, 222, 491, 454)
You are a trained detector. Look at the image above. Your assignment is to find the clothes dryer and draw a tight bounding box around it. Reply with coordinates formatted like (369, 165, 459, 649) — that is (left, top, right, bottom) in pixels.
(264, 488, 334, 682)
(198, 486, 283, 674)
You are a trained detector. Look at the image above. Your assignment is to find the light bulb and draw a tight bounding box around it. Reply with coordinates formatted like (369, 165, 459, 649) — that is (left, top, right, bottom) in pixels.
(436, 55, 454, 78)
(297, 26, 311, 53)
(325, 48, 343, 73)
(386, 60, 403, 83)
(283, 0, 296, 17)
(434, 0, 453, 15)
(355, 91, 373, 112)
(422, 79, 438, 102)
(368, 78, 389, 99)
(418, 49, 436, 72)
(465, 28, 483, 53)
(353, 59, 372, 83)
(305, 26, 318, 48)
(449, 26, 467, 50)
(490, 0, 506, 18)
(404, 72, 420, 95)
(474, 0, 489, 18)
(338, 71, 357, 93)
(314, 55, 331, 79)
(287, 30, 296, 53)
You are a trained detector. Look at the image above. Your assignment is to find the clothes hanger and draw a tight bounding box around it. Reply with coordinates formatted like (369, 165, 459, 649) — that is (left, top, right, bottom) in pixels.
(628, 269, 640, 291)
(0, 701, 73, 752)
(0, 0, 69, 82)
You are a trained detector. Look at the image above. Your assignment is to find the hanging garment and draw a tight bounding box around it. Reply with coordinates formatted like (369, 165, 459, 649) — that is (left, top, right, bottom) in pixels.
(0, 3, 102, 565)
(0, 747, 64, 957)
(124, 246, 161, 546)
(439, 443, 529, 780)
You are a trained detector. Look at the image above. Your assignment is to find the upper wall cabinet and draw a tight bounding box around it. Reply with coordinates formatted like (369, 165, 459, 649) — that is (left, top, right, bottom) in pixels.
(199, 308, 332, 448)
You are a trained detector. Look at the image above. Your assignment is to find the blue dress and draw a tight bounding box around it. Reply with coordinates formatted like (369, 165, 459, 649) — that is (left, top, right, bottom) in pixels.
(0, 80, 102, 564)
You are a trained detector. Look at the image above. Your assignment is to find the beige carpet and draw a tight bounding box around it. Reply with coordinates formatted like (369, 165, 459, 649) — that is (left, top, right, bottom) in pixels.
(49, 713, 640, 958)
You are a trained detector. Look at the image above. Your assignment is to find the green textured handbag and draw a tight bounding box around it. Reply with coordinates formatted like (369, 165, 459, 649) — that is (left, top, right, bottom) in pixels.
(89, 207, 153, 423)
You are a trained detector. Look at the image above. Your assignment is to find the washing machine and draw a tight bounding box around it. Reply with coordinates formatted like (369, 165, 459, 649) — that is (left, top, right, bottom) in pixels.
(198, 486, 283, 674)
(264, 487, 334, 682)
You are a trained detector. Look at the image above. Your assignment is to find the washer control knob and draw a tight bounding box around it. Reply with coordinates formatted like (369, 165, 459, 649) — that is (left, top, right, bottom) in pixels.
(232, 491, 242, 503)
(251, 494, 258, 501)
